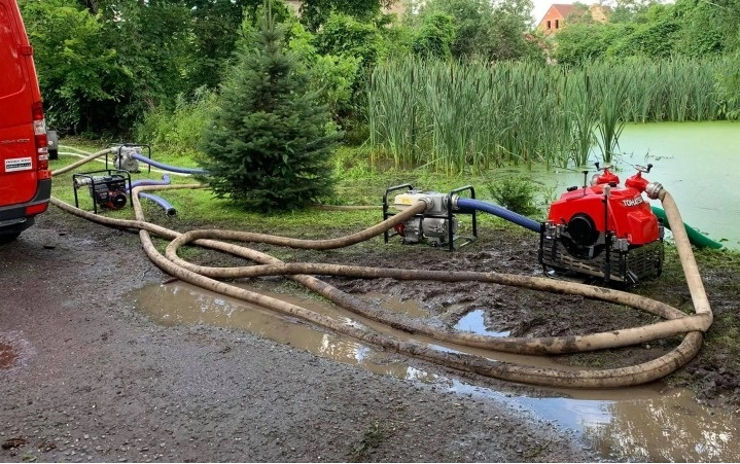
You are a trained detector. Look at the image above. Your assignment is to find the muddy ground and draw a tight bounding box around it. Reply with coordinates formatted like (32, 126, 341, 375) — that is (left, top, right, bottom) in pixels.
(0, 210, 596, 462)
(1, 205, 738, 462)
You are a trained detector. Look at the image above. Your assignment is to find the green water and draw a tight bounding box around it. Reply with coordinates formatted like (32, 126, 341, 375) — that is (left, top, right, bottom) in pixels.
(619, 122, 739, 246)
(524, 122, 740, 248)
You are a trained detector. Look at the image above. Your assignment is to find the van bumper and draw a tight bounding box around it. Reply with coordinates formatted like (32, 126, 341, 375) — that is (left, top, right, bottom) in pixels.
(0, 179, 51, 233)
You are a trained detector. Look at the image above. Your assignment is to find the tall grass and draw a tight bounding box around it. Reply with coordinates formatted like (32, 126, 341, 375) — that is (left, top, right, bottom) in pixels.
(134, 87, 218, 159)
(367, 56, 737, 173)
(565, 70, 598, 167)
(594, 67, 630, 164)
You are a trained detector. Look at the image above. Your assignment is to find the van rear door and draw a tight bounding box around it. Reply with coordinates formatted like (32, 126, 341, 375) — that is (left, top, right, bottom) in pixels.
(0, 0, 39, 207)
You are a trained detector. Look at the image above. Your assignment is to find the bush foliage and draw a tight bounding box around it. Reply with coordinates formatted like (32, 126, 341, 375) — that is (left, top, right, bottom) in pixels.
(486, 176, 540, 217)
(555, 0, 740, 64)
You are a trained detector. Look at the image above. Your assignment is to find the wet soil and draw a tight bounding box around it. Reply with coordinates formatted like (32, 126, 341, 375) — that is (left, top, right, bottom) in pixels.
(0, 210, 593, 462)
(2, 206, 739, 462)
(289, 232, 739, 398)
(131, 279, 740, 461)
(0, 342, 18, 370)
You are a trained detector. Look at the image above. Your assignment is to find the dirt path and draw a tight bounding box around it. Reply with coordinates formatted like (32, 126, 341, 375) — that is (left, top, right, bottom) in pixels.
(0, 211, 593, 462)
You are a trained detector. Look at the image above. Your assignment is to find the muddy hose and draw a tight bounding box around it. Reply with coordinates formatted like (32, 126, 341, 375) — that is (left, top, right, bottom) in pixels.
(49, 163, 714, 388)
(131, 186, 711, 388)
(159, 256, 705, 354)
(52, 148, 115, 176)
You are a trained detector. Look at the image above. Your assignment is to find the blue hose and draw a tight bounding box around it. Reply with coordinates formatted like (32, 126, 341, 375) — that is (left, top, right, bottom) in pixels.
(138, 192, 177, 216)
(457, 198, 542, 233)
(132, 153, 207, 175)
(127, 175, 176, 216)
(130, 175, 171, 190)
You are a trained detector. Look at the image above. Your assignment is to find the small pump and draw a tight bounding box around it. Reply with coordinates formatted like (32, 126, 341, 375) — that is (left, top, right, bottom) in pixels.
(112, 146, 141, 173)
(539, 163, 665, 284)
(72, 169, 132, 214)
(383, 184, 477, 250)
(392, 191, 458, 246)
(106, 143, 153, 174)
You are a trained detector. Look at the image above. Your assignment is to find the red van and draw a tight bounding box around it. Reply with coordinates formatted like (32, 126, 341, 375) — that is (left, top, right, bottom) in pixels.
(0, 0, 50, 243)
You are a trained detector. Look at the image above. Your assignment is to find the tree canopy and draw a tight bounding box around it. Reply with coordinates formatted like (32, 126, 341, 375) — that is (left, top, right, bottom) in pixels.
(555, 0, 740, 64)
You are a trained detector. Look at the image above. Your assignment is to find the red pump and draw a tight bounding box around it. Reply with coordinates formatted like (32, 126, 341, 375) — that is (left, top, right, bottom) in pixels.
(539, 163, 665, 284)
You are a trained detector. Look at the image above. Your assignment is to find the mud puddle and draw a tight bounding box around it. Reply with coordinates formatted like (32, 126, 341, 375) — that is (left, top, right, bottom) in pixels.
(132, 281, 740, 461)
(362, 292, 431, 318)
(133, 282, 445, 383)
(453, 381, 739, 461)
(454, 309, 511, 337)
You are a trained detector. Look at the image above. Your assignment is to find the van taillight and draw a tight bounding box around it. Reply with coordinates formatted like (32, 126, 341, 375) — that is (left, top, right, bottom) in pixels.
(26, 203, 48, 216)
(32, 101, 49, 171)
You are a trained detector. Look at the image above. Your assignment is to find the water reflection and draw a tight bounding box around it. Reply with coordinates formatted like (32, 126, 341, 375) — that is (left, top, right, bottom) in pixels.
(454, 309, 511, 337)
(133, 282, 443, 385)
(579, 389, 737, 461)
(133, 282, 740, 461)
(453, 382, 739, 462)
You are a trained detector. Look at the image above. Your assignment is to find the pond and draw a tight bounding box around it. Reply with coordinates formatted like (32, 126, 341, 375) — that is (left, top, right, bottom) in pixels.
(618, 121, 740, 248)
(521, 121, 740, 248)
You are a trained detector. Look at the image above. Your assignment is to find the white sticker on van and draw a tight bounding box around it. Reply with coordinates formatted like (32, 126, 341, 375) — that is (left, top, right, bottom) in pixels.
(5, 157, 33, 172)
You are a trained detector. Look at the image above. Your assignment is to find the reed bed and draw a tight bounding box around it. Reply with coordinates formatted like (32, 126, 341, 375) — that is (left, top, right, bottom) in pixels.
(367, 56, 736, 173)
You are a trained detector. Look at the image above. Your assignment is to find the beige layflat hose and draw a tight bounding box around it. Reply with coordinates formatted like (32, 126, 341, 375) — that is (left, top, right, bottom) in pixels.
(50, 152, 713, 388)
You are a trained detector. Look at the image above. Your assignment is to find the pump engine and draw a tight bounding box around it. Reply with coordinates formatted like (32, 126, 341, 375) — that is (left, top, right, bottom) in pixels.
(90, 175, 128, 210)
(72, 169, 132, 214)
(539, 163, 665, 284)
(383, 184, 478, 251)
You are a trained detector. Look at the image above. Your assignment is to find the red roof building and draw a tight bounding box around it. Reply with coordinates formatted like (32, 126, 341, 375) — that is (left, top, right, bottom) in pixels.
(538, 3, 610, 35)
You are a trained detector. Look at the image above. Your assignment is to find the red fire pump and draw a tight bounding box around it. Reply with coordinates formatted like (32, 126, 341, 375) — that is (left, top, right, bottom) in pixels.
(539, 163, 665, 284)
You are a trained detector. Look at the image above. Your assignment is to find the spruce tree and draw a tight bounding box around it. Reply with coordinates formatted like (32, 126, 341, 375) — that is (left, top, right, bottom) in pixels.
(200, 3, 339, 211)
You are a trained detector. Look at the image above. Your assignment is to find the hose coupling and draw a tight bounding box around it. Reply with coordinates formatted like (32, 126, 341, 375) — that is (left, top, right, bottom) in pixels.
(449, 194, 460, 211)
(645, 182, 664, 200)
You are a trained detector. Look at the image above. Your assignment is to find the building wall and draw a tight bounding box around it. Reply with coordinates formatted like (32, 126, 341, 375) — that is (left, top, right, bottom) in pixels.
(537, 6, 568, 35)
(537, 4, 609, 34)
(385, 1, 407, 17)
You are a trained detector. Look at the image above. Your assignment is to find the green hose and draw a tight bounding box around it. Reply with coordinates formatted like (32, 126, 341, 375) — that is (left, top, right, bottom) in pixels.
(652, 206, 723, 249)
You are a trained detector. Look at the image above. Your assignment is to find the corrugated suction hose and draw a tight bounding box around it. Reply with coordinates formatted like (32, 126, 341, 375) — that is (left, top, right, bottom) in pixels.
(50, 151, 713, 388)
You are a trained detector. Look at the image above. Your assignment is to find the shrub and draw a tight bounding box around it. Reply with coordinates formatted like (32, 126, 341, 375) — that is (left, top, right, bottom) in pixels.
(486, 176, 540, 217)
(135, 88, 217, 158)
(19, 0, 127, 133)
(314, 13, 381, 72)
(287, 20, 361, 122)
(411, 12, 455, 59)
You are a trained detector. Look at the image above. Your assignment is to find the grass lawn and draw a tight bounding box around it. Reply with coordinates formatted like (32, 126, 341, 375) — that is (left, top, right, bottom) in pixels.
(51, 140, 538, 237)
